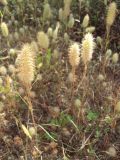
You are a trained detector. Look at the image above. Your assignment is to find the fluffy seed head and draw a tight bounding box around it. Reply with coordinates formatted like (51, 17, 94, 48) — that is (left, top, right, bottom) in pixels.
(43, 3, 52, 20)
(53, 49, 59, 60)
(16, 43, 35, 88)
(64, 32, 69, 44)
(68, 72, 76, 83)
(8, 34, 14, 43)
(106, 2, 117, 27)
(0, 66, 7, 75)
(82, 14, 89, 28)
(59, 8, 64, 21)
(85, 26, 95, 33)
(47, 27, 53, 37)
(18, 87, 25, 95)
(8, 48, 16, 56)
(14, 32, 19, 41)
(29, 127, 36, 137)
(0, 0, 8, 5)
(74, 99, 81, 108)
(81, 33, 94, 65)
(30, 41, 39, 55)
(63, 0, 72, 19)
(68, 14, 75, 28)
(8, 64, 15, 74)
(37, 31, 49, 49)
(105, 49, 112, 57)
(112, 53, 119, 63)
(98, 74, 104, 81)
(1, 22, 9, 37)
(49, 107, 60, 118)
(30, 91, 36, 98)
(19, 27, 25, 35)
(68, 43, 80, 68)
(96, 36, 102, 45)
(107, 146, 117, 157)
(115, 101, 120, 112)
(53, 22, 60, 40)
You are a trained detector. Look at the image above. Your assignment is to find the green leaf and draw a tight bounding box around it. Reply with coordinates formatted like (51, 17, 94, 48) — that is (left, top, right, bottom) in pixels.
(45, 49, 52, 66)
(59, 113, 72, 126)
(95, 129, 100, 138)
(36, 55, 42, 65)
(87, 111, 99, 121)
(44, 132, 58, 141)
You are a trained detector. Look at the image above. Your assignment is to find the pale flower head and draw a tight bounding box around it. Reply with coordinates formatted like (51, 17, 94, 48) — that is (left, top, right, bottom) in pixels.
(81, 33, 95, 65)
(68, 43, 80, 68)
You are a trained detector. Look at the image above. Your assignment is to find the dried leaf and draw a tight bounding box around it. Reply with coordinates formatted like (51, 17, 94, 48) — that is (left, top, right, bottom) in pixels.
(21, 124, 32, 140)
